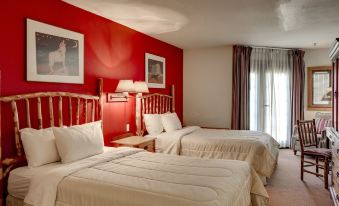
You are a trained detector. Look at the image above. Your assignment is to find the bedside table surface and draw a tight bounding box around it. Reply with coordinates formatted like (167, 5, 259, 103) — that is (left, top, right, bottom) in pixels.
(112, 136, 156, 146)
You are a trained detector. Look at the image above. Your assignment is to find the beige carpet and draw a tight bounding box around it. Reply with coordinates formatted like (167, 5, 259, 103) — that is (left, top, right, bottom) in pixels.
(266, 149, 333, 206)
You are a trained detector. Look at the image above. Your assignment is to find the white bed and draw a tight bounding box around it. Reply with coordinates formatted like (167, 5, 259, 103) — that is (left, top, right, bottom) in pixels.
(139, 88, 280, 182)
(8, 162, 61, 200)
(146, 126, 279, 180)
(1, 83, 269, 206)
(7, 147, 269, 206)
(8, 147, 114, 200)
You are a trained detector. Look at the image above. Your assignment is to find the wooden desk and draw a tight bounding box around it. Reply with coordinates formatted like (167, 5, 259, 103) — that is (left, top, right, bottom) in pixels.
(326, 127, 339, 206)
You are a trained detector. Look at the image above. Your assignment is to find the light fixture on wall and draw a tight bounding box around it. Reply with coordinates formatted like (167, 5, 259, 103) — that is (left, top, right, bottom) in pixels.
(107, 80, 149, 102)
(134, 81, 149, 97)
(107, 80, 135, 102)
(116, 80, 135, 95)
(107, 80, 149, 134)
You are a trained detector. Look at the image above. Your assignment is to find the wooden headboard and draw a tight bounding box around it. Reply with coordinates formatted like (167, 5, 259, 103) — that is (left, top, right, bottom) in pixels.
(136, 85, 175, 135)
(0, 78, 103, 190)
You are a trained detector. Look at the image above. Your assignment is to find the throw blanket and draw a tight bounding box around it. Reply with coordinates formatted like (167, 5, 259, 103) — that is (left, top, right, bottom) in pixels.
(153, 126, 280, 178)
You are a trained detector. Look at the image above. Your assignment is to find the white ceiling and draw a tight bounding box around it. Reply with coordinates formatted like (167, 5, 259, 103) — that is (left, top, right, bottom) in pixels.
(63, 0, 339, 49)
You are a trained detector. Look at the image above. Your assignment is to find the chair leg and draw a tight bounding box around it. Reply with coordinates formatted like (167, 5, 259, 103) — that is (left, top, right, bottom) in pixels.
(316, 157, 319, 175)
(301, 154, 304, 181)
(324, 157, 329, 189)
(294, 150, 297, 155)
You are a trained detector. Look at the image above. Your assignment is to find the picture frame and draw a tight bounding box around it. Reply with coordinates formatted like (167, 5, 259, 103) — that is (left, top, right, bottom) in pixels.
(26, 19, 84, 84)
(307, 66, 332, 111)
(145, 53, 166, 88)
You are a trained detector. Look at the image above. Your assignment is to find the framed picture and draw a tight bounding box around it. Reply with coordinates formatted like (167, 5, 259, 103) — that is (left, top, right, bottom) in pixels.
(307, 66, 332, 110)
(145, 53, 165, 88)
(26, 19, 84, 84)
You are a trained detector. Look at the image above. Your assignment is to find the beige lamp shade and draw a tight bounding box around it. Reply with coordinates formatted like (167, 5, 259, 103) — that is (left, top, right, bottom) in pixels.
(134, 81, 149, 93)
(115, 80, 135, 93)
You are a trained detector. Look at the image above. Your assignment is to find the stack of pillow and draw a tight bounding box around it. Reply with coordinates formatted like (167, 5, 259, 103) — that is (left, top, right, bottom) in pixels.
(20, 121, 104, 168)
(143, 112, 182, 135)
(20, 112, 182, 168)
(315, 118, 332, 134)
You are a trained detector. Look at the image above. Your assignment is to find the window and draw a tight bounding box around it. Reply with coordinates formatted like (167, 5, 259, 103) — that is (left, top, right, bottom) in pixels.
(307, 66, 332, 111)
(249, 48, 292, 147)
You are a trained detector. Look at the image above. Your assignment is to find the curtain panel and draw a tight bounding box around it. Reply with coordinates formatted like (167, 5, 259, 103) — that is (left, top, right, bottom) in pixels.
(231, 45, 252, 130)
(291, 50, 305, 127)
(249, 48, 293, 147)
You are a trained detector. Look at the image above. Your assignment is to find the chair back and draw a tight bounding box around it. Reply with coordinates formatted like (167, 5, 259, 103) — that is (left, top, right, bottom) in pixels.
(297, 119, 318, 151)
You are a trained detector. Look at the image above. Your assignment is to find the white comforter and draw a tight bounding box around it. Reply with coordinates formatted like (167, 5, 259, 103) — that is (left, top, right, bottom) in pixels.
(23, 147, 268, 206)
(151, 126, 279, 178)
(24, 147, 141, 206)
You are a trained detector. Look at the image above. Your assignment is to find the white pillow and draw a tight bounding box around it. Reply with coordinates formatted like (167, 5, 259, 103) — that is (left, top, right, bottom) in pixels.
(53, 121, 104, 163)
(20, 127, 60, 168)
(161, 113, 182, 132)
(143, 114, 164, 135)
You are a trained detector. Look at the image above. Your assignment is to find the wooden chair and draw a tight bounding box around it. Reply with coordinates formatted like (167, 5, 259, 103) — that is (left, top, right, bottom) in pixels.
(297, 119, 332, 189)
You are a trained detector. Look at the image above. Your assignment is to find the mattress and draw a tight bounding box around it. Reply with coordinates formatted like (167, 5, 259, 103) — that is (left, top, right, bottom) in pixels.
(148, 126, 280, 178)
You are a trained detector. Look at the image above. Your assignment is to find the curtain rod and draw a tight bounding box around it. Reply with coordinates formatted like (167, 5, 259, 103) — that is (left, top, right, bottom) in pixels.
(250, 46, 295, 51)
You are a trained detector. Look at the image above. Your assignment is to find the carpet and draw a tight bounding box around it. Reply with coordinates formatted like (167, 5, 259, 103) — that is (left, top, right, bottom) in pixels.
(266, 149, 333, 206)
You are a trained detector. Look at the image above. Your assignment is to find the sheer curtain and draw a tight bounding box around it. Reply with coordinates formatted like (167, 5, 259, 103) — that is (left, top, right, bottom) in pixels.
(250, 48, 293, 147)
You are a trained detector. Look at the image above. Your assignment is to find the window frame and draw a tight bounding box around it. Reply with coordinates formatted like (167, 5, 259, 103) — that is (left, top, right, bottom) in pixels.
(307, 66, 332, 111)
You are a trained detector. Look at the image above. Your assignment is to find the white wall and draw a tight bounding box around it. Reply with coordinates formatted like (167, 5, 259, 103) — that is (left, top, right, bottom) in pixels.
(183, 47, 329, 128)
(304, 48, 332, 120)
(183, 46, 233, 128)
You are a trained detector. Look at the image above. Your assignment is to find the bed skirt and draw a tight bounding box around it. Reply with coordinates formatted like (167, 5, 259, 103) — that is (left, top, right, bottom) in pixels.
(6, 195, 26, 206)
(5, 195, 255, 206)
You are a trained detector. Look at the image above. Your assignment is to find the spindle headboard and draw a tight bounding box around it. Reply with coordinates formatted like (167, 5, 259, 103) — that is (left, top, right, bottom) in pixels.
(137, 85, 175, 135)
(0, 78, 103, 181)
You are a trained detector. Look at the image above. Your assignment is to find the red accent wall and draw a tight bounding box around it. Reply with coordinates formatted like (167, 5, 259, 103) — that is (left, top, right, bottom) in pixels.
(0, 0, 183, 158)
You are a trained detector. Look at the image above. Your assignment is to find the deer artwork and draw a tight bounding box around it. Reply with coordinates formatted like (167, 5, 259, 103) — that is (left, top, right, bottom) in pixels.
(48, 40, 67, 74)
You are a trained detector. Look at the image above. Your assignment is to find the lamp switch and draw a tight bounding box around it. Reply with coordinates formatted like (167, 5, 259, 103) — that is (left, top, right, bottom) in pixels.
(126, 123, 130, 132)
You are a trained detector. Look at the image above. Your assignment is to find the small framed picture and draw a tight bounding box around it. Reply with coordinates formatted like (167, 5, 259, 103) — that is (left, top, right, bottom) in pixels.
(145, 53, 166, 88)
(26, 19, 84, 84)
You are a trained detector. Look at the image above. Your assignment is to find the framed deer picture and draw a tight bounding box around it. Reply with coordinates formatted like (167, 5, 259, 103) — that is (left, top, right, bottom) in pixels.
(26, 19, 84, 84)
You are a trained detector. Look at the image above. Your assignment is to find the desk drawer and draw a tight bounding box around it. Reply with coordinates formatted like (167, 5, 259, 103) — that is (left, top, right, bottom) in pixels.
(334, 167, 339, 179)
(137, 141, 154, 152)
(333, 179, 339, 201)
(332, 158, 339, 170)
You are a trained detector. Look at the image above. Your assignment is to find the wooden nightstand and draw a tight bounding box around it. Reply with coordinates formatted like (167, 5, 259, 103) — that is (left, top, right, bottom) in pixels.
(111, 136, 156, 152)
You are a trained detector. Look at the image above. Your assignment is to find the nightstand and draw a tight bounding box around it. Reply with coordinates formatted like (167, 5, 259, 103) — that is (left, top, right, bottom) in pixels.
(111, 136, 156, 152)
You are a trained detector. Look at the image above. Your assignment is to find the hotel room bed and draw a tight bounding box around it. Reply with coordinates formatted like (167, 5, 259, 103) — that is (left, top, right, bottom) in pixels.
(139, 88, 279, 182)
(146, 126, 280, 180)
(1, 81, 269, 206)
(7, 147, 269, 206)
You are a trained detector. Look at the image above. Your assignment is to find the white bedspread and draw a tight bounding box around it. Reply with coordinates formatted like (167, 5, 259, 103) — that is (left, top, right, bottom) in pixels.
(23, 147, 268, 206)
(8, 162, 61, 199)
(24, 147, 141, 206)
(151, 126, 279, 178)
